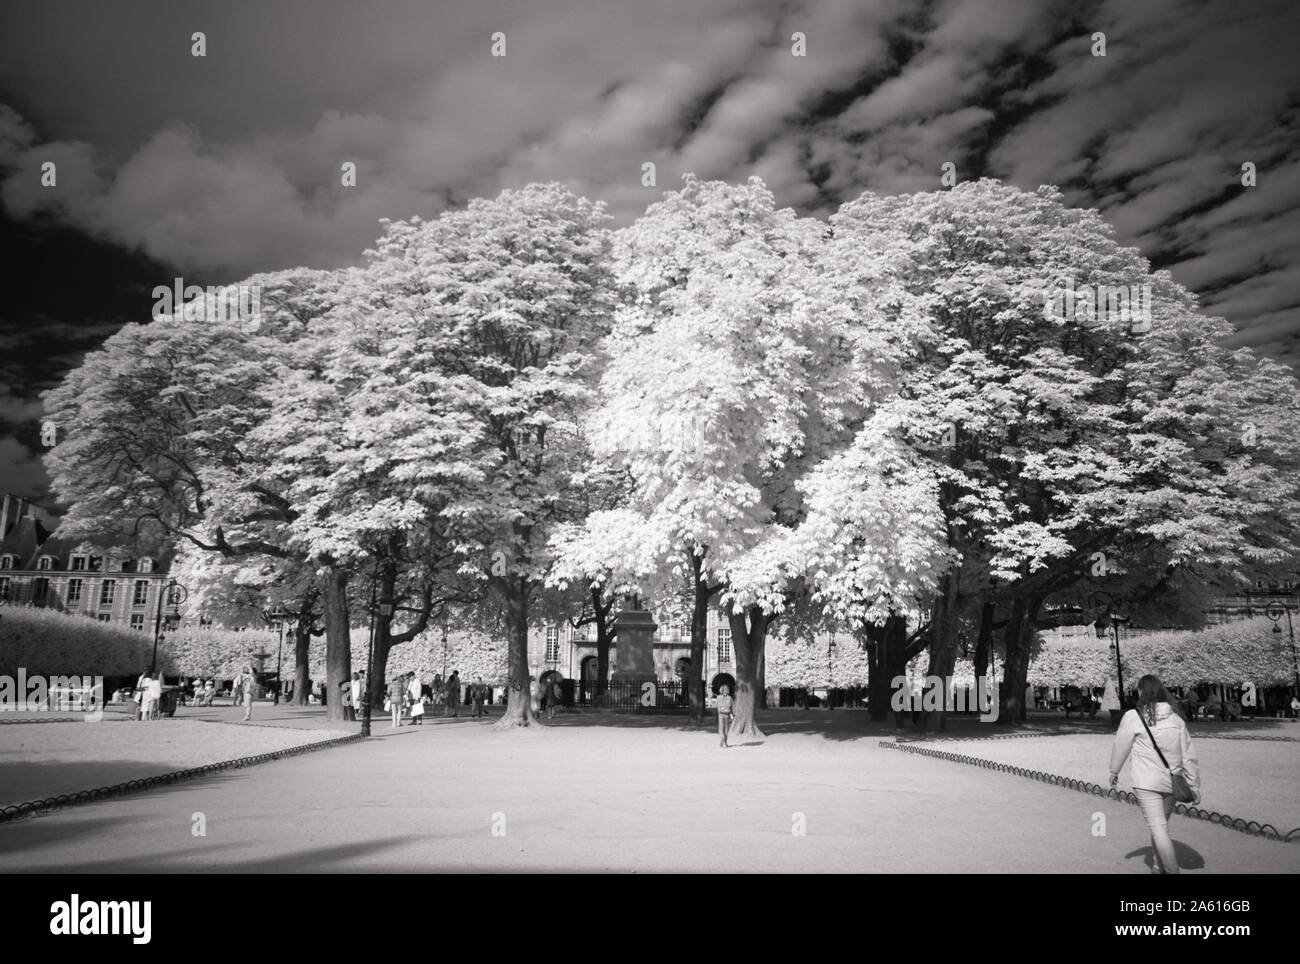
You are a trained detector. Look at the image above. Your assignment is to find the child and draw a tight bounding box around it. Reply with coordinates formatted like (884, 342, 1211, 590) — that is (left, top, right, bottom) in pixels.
(717, 684, 734, 748)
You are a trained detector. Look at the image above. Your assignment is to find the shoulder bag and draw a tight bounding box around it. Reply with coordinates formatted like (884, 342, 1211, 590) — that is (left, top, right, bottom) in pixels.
(1137, 709, 1198, 804)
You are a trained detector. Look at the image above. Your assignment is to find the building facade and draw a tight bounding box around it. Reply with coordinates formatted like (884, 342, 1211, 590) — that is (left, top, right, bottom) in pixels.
(0, 495, 175, 634)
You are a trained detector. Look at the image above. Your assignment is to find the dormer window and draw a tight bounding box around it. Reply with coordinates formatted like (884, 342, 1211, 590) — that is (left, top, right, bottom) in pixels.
(37, 556, 54, 571)
(71, 555, 87, 571)
(138, 557, 154, 574)
(0, 555, 14, 570)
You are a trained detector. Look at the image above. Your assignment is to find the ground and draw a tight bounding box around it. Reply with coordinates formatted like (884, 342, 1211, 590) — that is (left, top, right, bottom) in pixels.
(1, 704, 1297, 873)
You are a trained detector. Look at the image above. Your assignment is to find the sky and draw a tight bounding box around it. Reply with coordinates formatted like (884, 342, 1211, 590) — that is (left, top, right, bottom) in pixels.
(1, 0, 1298, 505)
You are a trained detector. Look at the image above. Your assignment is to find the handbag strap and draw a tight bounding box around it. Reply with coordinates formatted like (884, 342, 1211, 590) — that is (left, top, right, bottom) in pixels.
(1136, 705, 1173, 771)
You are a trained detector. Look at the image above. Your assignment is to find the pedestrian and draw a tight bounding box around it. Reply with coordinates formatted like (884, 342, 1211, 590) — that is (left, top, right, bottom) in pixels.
(134, 668, 150, 720)
(717, 684, 734, 748)
(233, 665, 255, 721)
(529, 675, 541, 716)
(204, 679, 215, 706)
(545, 674, 559, 720)
(471, 677, 486, 717)
(446, 671, 461, 718)
(1109, 674, 1200, 874)
(147, 672, 164, 720)
(408, 672, 425, 725)
(137, 671, 154, 721)
(1291, 695, 1300, 719)
(431, 673, 444, 717)
(350, 671, 364, 719)
(388, 673, 405, 727)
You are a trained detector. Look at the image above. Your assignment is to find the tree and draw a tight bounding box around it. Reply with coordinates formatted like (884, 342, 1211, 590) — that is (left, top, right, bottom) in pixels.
(581, 176, 919, 736)
(42, 268, 365, 719)
(831, 180, 1300, 726)
(359, 183, 618, 728)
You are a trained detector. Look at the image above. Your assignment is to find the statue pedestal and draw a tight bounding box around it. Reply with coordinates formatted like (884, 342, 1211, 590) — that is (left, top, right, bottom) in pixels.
(611, 608, 657, 683)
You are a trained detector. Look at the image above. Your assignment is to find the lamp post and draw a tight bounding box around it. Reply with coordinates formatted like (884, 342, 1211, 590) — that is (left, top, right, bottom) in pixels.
(362, 567, 378, 738)
(1264, 602, 1300, 693)
(263, 603, 292, 705)
(150, 579, 188, 677)
(1089, 590, 1126, 709)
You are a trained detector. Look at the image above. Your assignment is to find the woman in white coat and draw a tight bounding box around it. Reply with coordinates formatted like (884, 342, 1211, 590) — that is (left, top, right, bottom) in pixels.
(1109, 674, 1201, 874)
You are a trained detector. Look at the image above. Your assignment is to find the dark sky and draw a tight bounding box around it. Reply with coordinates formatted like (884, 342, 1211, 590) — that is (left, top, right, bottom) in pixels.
(2, 0, 1298, 503)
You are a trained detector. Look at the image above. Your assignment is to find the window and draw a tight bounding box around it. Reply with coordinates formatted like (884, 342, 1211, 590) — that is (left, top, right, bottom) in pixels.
(0, 555, 13, 570)
(99, 580, 116, 606)
(97, 614, 111, 623)
(545, 627, 560, 663)
(37, 556, 53, 570)
(0, 577, 9, 601)
(133, 580, 150, 606)
(138, 557, 154, 573)
(130, 614, 145, 631)
(67, 579, 83, 604)
(34, 578, 49, 602)
(71, 555, 87, 571)
(571, 622, 589, 642)
(717, 628, 732, 664)
(88, 556, 103, 572)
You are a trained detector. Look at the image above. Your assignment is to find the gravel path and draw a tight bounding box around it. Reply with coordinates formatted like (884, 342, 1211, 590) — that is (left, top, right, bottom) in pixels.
(1, 712, 1297, 873)
(921, 732, 1300, 832)
(0, 718, 354, 807)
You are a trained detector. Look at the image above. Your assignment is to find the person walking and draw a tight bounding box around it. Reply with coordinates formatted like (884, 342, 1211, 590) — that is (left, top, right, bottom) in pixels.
(545, 674, 559, 720)
(471, 677, 486, 718)
(1109, 674, 1201, 874)
(340, 679, 354, 721)
(351, 672, 364, 719)
(717, 684, 735, 748)
(236, 665, 256, 721)
(446, 671, 461, 718)
(408, 672, 425, 725)
(431, 673, 444, 717)
(388, 673, 405, 727)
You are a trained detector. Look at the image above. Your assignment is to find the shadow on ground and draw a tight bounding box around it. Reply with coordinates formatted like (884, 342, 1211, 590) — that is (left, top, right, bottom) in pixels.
(1124, 839, 1207, 873)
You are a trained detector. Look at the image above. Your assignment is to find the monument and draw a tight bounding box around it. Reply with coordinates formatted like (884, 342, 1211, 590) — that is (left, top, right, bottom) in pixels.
(611, 594, 657, 684)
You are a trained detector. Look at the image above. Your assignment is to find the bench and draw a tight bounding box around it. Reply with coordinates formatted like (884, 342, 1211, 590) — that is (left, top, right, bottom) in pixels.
(1064, 698, 1099, 719)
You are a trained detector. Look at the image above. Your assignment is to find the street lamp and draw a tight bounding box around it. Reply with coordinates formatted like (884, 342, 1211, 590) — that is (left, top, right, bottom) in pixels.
(1264, 602, 1300, 693)
(263, 603, 293, 705)
(1089, 590, 1127, 709)
(150, 579, 188, 677)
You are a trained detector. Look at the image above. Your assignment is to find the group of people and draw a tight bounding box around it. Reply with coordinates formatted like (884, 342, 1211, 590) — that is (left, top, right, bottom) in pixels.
(186, 678, 218, 706)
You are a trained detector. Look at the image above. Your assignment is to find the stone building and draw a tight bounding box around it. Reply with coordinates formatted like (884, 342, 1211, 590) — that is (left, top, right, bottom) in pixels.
(0, 495, 175, 633)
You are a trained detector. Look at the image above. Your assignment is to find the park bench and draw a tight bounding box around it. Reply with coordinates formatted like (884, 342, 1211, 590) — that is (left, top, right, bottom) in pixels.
(1063, 697, 1099, 719)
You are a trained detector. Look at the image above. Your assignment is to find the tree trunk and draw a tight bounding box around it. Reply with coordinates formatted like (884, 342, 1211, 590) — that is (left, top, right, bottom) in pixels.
(973, 600, 995, 683)
(998, 595, 1040, 725)
(921, 574, 962, 732)
(495, 575, 537, 728)
(865, 615, 908, 723)
(366, 562, 399, 711)
(292, 619, 311, 705)
(290, 583, 320, 706)
(593, 586, 611, 699)
(727, 604, 768, 740)
(320, 566, 351, 722)
(686, 549, 719, 727)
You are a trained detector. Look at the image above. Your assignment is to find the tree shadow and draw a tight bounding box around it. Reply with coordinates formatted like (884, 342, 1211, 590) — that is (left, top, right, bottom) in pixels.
(1123, 839, 1206, 873)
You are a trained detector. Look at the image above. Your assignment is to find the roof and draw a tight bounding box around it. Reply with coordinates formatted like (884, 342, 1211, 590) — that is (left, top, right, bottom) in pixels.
(0, 516, 51, 566)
